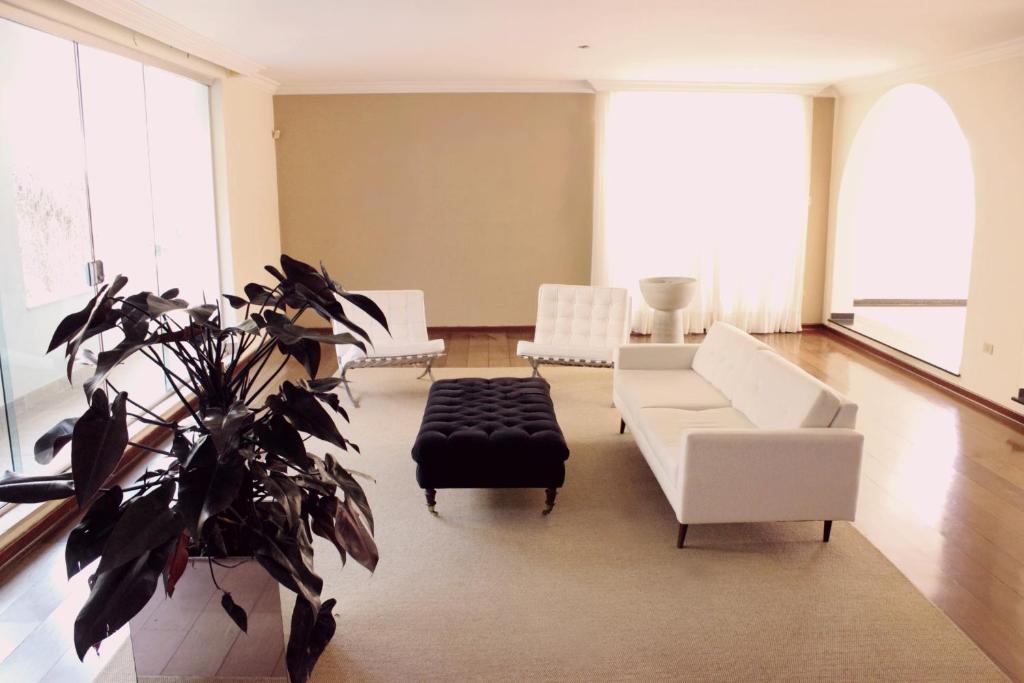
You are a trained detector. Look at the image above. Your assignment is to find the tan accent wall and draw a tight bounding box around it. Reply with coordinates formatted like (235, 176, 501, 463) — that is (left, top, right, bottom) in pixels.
(802, 97, 835, 325)
(273, 93, 595, 327)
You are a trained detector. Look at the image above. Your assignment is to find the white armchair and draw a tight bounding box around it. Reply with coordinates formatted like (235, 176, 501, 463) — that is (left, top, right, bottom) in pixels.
(333, 290, 445, 406)
(517, 284, 631, 377)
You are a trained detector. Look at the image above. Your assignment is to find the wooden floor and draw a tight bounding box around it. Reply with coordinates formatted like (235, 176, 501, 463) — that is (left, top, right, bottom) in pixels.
(2, 328, 1023, 680)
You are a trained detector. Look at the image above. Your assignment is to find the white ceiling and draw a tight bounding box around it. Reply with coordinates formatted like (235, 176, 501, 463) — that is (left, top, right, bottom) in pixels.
(116, 0, 1024, 90)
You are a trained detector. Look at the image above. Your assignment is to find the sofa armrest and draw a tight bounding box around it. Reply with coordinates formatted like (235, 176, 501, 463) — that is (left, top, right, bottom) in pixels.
(677, 429, 864, 524)
(615, 343, 700, 370)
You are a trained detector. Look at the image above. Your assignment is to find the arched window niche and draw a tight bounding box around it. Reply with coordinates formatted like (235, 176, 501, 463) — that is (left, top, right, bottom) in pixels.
(831, 84, 975, 374)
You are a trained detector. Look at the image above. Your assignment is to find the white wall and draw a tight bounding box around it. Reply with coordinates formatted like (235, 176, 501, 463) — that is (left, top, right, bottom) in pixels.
(825, 55, 1024, 414)
(212, 76, 283, 303)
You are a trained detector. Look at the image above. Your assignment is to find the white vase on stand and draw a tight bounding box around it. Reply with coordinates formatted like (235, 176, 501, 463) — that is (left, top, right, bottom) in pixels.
(639, 277, 698, 343)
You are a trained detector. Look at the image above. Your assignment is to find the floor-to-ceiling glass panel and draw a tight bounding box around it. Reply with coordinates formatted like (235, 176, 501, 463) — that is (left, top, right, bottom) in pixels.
(78, 44, 167, 409)
(0, 19, 96, 475)
(0, 345, 15, 475)
(143, 66, 220, 306)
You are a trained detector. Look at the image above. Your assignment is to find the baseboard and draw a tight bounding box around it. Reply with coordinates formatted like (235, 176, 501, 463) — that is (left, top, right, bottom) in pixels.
(427, 325, 535, 334)
(801, 323, 826, 331)
(819, 325, 1024, 431)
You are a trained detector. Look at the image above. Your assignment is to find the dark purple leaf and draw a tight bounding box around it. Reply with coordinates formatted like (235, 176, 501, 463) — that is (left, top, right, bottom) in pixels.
(66, 486, 123, 578)
(34, 417, 78, 465)
(265, 265, 286, 282)
(306, 377, 342, 392)
(262, 311, 364, 348)
(223, 293, 248, 309)
(84, 341, 146, 396)
(254, 527, 323, 609)
(314, 496, 378, 573)
(244, 282, 282, 307)
(65, 276, 127, 381)
(175, 437, 245, 535)
(0, 471, 74, 504)
(338, 291, 389, 334)
(286, 595, 336, 683)
(186, 303, 218, 325)
(96, 481, 183, 574)
(255, 467, 302, 532)
(73, 537, 174, 660)
(279, 338, 321, 379)
(202, 402, 251, 455)
(322, 454, 373, 533)
(267, 382, 347, 450)
(144, 293, 188, 315)
(71, 391, 129, 507)
(47, 295, 97, 354)
(221, 592, 248, 632)
(252, 414, 313, 469)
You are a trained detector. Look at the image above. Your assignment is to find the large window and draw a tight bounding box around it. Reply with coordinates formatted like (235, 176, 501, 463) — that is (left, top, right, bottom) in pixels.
(0, 18, 220, 478)
(593, 91, 811, 334)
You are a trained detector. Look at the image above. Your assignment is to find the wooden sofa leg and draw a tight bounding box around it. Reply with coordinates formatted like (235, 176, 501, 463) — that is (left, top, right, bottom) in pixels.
(425, 488, 438, 515)
(823, 520, 833, 543)
(542, 488, 558, 515)
(619, 418, 626, 434)
(677, 524, 688, 549)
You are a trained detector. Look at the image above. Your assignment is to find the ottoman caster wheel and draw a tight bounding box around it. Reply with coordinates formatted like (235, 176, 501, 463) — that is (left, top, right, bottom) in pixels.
(425, 488, 438, 515)
(542, 488, 558, 516)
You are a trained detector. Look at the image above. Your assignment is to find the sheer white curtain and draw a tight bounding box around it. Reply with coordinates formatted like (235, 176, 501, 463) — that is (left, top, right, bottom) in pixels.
(591, 91, 811, 334)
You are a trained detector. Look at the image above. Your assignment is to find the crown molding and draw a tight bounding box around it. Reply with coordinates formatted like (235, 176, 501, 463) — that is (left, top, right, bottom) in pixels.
(587, 79, 833, 96)
(834, 36, 1024, 96)
(275, 80, 594, 95)
(246, 73, 280, 94)
(63, 0, 275, 82)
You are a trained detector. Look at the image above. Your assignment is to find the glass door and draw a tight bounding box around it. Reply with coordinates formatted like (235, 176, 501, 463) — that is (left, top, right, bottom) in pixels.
(77, 44, 166, 409)
(0, 17, 221, 482)
(0, 19, 97, 476)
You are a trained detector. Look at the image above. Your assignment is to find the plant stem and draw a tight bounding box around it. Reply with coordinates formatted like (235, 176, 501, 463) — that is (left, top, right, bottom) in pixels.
(127, 441, 174, 457)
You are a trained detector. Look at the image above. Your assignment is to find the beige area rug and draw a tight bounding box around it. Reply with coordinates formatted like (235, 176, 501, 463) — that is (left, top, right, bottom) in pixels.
(100, 366, 1005, 682)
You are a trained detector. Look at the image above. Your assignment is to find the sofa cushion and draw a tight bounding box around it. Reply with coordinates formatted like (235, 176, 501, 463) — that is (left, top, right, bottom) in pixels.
(731, 351, 842, 429)
(691, 322, 771, 399)
(638, 407, 755, 480)
(615, 369, 731, 410)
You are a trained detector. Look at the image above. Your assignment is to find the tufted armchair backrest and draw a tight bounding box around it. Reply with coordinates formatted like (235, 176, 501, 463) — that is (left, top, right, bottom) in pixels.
(335, 290, 429, 350)
(532, 284, 631, 350)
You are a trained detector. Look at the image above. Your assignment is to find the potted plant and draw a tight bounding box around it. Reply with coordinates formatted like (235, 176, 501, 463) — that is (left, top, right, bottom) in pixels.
(0, 255, 382, 683)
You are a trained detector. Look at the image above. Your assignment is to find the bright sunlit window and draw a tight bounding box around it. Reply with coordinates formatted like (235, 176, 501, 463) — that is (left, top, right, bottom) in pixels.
(594, 90, 811, 334)
(832, 84, 975, 373)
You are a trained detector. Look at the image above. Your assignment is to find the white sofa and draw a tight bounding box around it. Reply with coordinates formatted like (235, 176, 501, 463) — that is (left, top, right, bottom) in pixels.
(613, 322, 863, 548)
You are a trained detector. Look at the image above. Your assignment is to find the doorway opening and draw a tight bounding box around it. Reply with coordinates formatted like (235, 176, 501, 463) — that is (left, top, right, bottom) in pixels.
(831, 84, 975, 374)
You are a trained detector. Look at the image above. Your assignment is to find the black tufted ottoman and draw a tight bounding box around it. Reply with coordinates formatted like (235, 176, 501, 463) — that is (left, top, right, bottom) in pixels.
(411, 377, 570, 515)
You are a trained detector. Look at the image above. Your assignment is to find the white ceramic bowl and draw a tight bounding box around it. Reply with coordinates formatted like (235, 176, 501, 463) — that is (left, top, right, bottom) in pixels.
(639, 276, 698, 311)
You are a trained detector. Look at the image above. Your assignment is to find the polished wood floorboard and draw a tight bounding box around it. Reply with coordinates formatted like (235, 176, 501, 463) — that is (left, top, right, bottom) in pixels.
(1, 329, 1022, 680)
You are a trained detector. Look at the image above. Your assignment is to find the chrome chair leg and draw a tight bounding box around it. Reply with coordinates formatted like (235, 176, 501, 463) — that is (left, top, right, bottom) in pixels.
(340, 367, 360, 407)
(416, 358, 436, 382)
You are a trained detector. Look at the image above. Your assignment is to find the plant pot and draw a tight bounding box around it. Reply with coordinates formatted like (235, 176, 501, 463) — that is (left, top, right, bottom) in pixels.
(128, 557, 287, 681)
